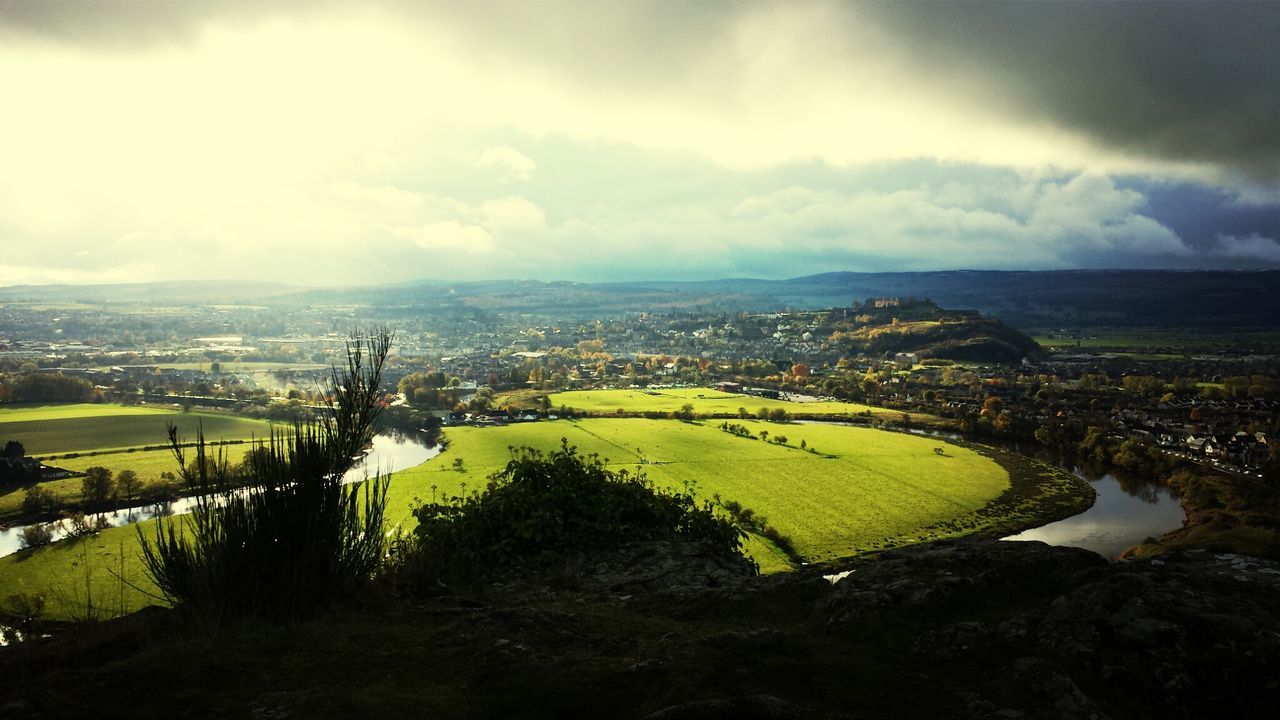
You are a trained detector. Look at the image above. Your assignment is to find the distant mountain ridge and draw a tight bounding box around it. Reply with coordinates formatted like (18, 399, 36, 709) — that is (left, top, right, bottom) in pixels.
(2, 270, 1277, 328)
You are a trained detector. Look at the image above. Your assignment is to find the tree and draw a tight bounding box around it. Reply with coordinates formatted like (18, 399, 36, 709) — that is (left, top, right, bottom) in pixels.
(80, 466, 115, 507)
(116, 469, 142, 504)
(21, 485, 57, 515)
(2, 440, 23, 459)
(980, 396, 1004, 417)
(790, 363, 810, 379)
(139, 329, 393, 622)
(676, 403, 696, 421)
(10, 373, 93, 402)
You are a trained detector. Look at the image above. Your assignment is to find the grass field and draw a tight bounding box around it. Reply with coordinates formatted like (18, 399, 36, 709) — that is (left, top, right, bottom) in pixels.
(0, 403, 271, 456)
(1, 418, 1072, 620)
(0, 446, 254, 520)
(387, 420, 1010, 567)
(139, 362, 328, 372)
(546, 388, 898, 418)
(1033, 328, 1280, 352)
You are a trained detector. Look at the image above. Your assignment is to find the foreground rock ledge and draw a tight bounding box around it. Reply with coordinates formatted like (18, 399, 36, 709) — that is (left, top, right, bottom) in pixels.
(2, 539, 1278, 720)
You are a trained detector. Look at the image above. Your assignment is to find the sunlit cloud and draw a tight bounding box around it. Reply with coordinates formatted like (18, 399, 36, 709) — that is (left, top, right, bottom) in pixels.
(475, 146, 537, 183)
(0, 1, 1276, 285)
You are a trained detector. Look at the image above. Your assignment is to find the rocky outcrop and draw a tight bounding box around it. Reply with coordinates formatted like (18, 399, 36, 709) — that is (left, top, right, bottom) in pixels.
(475, 540, 760, 601)
(814, 540, 1280, 719)
(3, 539, 1277, 720)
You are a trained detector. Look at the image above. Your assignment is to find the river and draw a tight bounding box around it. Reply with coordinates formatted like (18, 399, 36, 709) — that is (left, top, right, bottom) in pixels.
(836, 424, 1188, 558)
(1002, 470, 1185, 558)
(0, 430, 441, 559)
(3, 425, 1188, 561)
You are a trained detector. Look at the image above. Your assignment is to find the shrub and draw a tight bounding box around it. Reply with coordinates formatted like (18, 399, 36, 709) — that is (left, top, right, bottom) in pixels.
(20, 486, 58, 516)
(64, 511, 110, 537)
(18, 523, 54, 549)
(2, 591, 47, 626)
(404, 440, 749, 585)
(138, 329, 393, 623)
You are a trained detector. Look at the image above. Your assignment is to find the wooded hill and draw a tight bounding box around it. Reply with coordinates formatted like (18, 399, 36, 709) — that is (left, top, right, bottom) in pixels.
(829, 298, 1040, 363)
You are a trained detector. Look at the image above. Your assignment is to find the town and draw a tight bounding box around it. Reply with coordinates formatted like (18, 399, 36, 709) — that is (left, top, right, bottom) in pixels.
(3, 293, 1277, 485)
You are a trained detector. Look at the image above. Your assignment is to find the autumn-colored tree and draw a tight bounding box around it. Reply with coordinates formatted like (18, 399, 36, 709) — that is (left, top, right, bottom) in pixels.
(790, 363, 810, 379)
(980, 396, 1004, 418)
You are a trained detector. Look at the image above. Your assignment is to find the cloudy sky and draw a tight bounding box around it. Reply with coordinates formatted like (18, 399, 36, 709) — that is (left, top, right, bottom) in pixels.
(2, 0, 1278, 286)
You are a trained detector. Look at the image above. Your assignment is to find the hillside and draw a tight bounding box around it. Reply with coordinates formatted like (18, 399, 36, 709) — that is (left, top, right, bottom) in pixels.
(3, 539, 1276, 719)
(4, 270, 1278, 329)
(828, 298, 1040, 363)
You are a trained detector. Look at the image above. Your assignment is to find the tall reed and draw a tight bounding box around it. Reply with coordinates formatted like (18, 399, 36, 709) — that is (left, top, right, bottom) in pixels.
(138, 329, 392, 623)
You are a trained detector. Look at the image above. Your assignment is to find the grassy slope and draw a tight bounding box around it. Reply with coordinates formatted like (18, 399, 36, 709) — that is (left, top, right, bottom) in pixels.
(547, 388, 891, 417)
(3, 420, 1016, 619)
(0, 403, 271, 455)
(0, 404, 175, 423)
(387, 419, 1009, 564)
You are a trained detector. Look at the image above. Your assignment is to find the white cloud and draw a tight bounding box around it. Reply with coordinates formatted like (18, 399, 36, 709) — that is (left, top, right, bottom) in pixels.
(1208, 233, 1280, 263)
(721, 173, 1189, 271)
(477, 196, 546, 230)
(328, 182, 425, 210)
(475, 146, 537, 183)
(392, 221, 495, 254)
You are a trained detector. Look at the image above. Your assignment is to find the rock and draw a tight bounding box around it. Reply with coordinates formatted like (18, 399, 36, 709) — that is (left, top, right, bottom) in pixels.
(1011, 657, 1109, 720)
(642, 694, 847, 720)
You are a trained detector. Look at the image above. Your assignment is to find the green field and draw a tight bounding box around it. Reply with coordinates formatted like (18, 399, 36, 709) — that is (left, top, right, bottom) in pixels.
(0, 446, 254, 519)
(547, 388, 896, 418)
(0, 403, 170, 423)
(140, 361, 327, 372)
(1, 418, 1081, 620)
(1033, 328, 1280, 352)
(0, 403, 271, 456)
(387, 420, 1010, 564)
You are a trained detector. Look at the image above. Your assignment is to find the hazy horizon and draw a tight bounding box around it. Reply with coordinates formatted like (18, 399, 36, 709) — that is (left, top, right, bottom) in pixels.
(2, 0, 1278, 286)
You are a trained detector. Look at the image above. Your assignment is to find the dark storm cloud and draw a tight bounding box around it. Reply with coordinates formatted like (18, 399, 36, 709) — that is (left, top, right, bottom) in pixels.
(861, 1, 1280, 180)
(7, 1, 1275, 182)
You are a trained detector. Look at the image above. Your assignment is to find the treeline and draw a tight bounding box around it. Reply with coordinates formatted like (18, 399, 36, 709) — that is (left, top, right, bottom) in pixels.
(0, 373, 102, 403)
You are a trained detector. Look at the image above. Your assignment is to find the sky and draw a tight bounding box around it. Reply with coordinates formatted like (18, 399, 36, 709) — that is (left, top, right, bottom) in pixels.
(1, 0, 1278, 286)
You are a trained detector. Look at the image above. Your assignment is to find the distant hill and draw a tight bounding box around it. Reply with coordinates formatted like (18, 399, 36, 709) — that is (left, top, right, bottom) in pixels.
(0, 280, 299, 305)
(2, 270, 1277, 329)
(831, 298, 1040, 363)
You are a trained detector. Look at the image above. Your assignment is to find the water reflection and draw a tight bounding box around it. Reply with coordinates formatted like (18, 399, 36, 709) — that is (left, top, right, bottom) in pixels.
(1003, 470, 1185, 559)
(0, 431, 440, 559)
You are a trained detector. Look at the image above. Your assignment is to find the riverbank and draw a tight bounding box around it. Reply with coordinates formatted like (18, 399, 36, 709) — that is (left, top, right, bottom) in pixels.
(1122, 466, 1280, 559)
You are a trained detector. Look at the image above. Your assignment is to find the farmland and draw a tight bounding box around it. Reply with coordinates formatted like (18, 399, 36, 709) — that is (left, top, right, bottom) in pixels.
(0, 403, 271, 456)
(389, 419, 1019, 567)
(1032, 328, 1280, 353)
(0, 446, 254, 520)
(0, 403, 270, 522)
(0, 416, 1089, 619)
(546, 388, 903, 419)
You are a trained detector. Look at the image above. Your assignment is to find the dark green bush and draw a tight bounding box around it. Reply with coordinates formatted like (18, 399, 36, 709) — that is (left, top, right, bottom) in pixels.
(404, 440, 749, 585)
